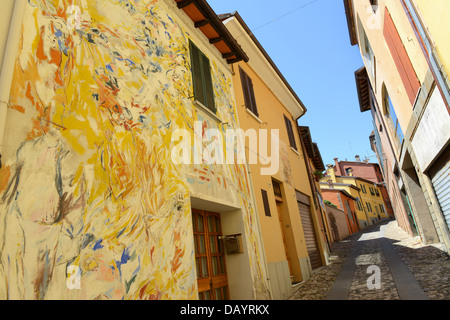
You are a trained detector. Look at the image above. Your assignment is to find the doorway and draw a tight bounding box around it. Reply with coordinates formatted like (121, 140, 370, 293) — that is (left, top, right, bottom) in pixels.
(276, 202, 293, 278)
(192, 209, 229, 300)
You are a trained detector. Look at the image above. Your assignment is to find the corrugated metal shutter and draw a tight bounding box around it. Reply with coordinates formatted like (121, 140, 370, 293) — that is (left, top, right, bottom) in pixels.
(431, 160, 450, 231)
(296, 191, 322, 270)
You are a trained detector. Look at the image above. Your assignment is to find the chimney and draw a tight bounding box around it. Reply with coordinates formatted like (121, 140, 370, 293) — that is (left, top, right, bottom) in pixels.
(334, 157, 339, 167)
(326, 164, 336, 183)
(355, 155, 361, 162)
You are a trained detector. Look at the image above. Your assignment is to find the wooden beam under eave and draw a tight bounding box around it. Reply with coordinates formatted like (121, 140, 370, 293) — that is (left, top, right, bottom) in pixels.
(222, 52, 236, 59)
(177, 0, 194, 9)
(209, 36, 223, 44)
(226, 58, 241, 64)
(194, 19, 210, 28)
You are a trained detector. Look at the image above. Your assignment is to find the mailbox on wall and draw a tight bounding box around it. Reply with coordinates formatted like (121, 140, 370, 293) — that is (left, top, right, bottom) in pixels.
(219, 234, 243, 255)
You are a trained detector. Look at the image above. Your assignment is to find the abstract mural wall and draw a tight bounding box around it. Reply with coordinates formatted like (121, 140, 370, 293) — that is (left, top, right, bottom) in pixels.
(0, 0, 269, 300)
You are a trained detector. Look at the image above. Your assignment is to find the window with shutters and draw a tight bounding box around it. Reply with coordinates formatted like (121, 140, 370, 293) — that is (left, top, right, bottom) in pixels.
(357, 16, 376, 81)
(356, 200, 364, 211)
(283, 115, 297, 151)
(189, 40, 216, 114)
(361, 184, 367, 193)
(261, 189, 271, 217)
(239, 67, 259, 117)
(382, 84, 404, 149)
(383, 7, 420, 105)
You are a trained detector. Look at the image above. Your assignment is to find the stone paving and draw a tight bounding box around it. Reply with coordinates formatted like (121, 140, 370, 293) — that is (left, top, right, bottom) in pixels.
(289, 220, 450, 300)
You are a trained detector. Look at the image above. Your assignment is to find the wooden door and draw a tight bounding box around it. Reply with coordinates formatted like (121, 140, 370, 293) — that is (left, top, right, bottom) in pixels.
(192, 209, 229, 300)
(277, 203, 293, 277)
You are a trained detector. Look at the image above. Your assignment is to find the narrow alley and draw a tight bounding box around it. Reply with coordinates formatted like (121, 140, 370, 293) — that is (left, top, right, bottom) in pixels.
(289, 221, 450, 300)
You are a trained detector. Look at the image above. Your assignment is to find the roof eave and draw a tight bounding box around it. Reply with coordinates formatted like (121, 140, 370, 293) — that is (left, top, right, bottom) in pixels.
(175, 0, 249, 64)
(222, 12, 307, 118)
(343, 0, 358, 46)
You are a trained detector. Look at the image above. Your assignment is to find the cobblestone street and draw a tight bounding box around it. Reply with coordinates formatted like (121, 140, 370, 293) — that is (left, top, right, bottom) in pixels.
(289, 221, 450, 300)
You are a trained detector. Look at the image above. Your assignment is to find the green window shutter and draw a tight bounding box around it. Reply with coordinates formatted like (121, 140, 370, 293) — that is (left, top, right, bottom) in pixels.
(202, 54, 216, 113)
(190, 42, 204, 105)
(189, 40, 216, 114)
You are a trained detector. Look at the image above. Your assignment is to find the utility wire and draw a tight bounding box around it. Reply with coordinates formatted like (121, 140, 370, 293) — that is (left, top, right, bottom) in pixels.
(251, 0, 319, 33)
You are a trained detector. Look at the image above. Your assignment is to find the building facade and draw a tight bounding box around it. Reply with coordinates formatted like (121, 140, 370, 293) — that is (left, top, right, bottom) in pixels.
(333, 156, 395, 220)
(221, 13, 330, 299)
(325, 204, 351, 242)
(321, 188, 359, 236)
(0, 0, 271, 300)
(297, 126, 332, 257)
(344, 0, 450, 251)
(321, 165, 390, 228)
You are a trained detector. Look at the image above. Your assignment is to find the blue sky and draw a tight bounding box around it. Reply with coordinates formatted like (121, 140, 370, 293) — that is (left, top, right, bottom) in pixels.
(207, 0, 377, 167)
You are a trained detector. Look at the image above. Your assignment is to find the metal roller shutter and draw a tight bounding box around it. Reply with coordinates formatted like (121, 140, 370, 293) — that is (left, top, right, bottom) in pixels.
(431, 160, 450, 232)
(296, 191, 322, 270)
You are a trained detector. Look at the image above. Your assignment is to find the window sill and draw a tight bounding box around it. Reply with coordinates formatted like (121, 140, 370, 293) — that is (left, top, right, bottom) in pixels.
(290, 147, 300, 156)
(245, 108, 263, 124)
(194, 100, 222, 124)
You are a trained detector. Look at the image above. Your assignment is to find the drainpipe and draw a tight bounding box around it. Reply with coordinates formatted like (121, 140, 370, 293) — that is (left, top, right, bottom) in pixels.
(0, 0, 27, 153)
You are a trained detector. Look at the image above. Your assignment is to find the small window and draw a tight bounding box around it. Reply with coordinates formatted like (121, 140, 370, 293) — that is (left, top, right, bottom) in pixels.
(357, 200, 363, 211)
(239, 67, 258, 117)
(361, 184, 367, 193)
(190, 41, 216, 113)
(283, 115, 297, 151)
(272, 180, 282, 198)
(261, 189, 271, 217)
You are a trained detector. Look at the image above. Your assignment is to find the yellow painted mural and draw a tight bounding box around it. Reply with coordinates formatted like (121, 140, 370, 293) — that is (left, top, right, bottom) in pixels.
(0, 0, 269, 300)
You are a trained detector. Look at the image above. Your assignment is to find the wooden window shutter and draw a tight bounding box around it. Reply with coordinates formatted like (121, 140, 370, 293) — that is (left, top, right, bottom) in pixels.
(261, 189, 271, 217)
(284, 115, 297, 150)
(239, 67, 258, 117)
(189, 41, 216, 113)
(190, 42, 205, 105)
(383, 7, 420, 105)
(202, 54, 216, 113)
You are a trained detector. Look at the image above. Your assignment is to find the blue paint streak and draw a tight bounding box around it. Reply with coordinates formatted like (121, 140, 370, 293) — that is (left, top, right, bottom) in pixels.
(120, 248, 130, 265)
(93, 239, 104, 251)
